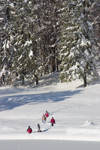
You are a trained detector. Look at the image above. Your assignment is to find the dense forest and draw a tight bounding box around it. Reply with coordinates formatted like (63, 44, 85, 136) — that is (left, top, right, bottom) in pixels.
(0, 0, 100, 87)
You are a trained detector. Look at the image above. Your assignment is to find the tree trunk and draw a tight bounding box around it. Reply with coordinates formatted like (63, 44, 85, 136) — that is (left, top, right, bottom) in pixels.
(56, 58, 59, 72)
(84, 74, 87, 87)
(51, 48, 56, 72)
(21, 75, 24, 85)
(0, 78, 2, 87)
(2, 74, 5, 85)
(35, 75, 38, 85)
(51, 56, 56, 72)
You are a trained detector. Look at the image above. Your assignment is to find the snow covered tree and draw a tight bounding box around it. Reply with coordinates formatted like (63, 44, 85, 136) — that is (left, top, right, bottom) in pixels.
(0, 0, 63, 86)
(91, 0, 100, 54)
(0, 0, 14, 85)
(34, 0, 62, 74)
(59, 0, 99, 87)
(6, 0, 41, 85)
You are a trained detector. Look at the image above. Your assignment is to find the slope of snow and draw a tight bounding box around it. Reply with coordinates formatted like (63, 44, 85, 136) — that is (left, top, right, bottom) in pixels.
(0, 140, 100, 150)
(0, 71, 100, 141)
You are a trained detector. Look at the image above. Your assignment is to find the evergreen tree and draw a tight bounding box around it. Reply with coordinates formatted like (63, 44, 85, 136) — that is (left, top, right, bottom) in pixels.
(0, 0, 13, 85)
(0, 0, 63, 86)
(91, 0, 100, 46)
(59, 0, 99, 87)
(8, 0, 40, 85)
(34, 0, 62, 74)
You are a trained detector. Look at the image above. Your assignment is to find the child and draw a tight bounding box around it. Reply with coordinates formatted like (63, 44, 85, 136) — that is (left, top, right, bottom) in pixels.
(50, 117, 55, 126)
(45, 110, 49, 117)
(37, 124, 42, 132)
(26, 126, 32, 133)
(42, 114, 46, 123)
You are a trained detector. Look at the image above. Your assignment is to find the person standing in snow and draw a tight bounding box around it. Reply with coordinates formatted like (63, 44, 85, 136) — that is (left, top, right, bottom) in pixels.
(37, 124, 42, 132)
(50, 117, 55, 126)
(26, 126, 32, 133)
(45, 110, 49, 117)
(42, 114, 46, 123)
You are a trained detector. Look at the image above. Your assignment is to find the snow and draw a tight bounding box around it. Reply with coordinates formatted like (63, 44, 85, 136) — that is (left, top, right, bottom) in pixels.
(24, 40, 32, 46)
(0, 18, 4, 21)
(9, 3, 14, 8)
(29, 50, 33, 58)
(24, 0, 28, 3)
(81, 36, 87, 46)
(0, 69, 100, 149)
(0, 140, 100, 150)
(0, 65, 6, 77)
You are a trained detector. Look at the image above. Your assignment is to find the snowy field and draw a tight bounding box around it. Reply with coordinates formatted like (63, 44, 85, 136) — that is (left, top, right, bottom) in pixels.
(0, 140, 100, 150)
(0, 69, 100, 149)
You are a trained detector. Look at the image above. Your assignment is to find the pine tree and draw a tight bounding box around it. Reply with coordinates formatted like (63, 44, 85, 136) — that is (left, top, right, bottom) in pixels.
(8, 0, 40, 85)
(59, 0, 99, 87)
(34, 0, 62, 74)
(0, 0, 14, 85)
(0, 0, 63, 86)
(91, 0, 100, 47)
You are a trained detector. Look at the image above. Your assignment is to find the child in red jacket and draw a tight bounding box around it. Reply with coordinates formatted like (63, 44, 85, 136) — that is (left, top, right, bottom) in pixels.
(45, 110, 49, 117)
(27, 126, 32, 133)
(50, 117, 55, 126)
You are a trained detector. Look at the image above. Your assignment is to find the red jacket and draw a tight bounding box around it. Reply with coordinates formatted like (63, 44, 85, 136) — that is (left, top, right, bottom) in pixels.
(45, 112, 49, 117)
(27, 128, 32, 133)
(50, 118, 55, 124)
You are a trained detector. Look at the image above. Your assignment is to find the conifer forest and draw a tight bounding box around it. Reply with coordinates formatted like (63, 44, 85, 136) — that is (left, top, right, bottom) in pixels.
(0, 0, 100, 87)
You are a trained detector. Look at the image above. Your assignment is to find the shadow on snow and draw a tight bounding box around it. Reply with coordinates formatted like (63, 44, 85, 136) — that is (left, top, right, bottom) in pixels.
(0, 90, 82, 112)
(42, 128, 51, 132)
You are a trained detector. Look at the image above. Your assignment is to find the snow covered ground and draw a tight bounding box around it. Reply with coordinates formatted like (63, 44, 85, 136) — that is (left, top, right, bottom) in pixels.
(0, 70, 100, 149)
(0, 140, 100, 150)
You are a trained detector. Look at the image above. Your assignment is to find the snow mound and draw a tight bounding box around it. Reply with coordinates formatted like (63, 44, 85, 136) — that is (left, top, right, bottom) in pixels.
(84, 121, 95, 126)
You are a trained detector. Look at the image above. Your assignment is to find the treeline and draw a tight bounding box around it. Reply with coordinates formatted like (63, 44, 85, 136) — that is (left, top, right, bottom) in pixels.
(0, 0, 100, 87)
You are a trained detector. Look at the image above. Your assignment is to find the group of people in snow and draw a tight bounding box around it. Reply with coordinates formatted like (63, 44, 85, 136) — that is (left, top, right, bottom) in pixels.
(42, 110, 49, 123)
(42, 110, 55, 126)
(27, 110, 55, 134)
